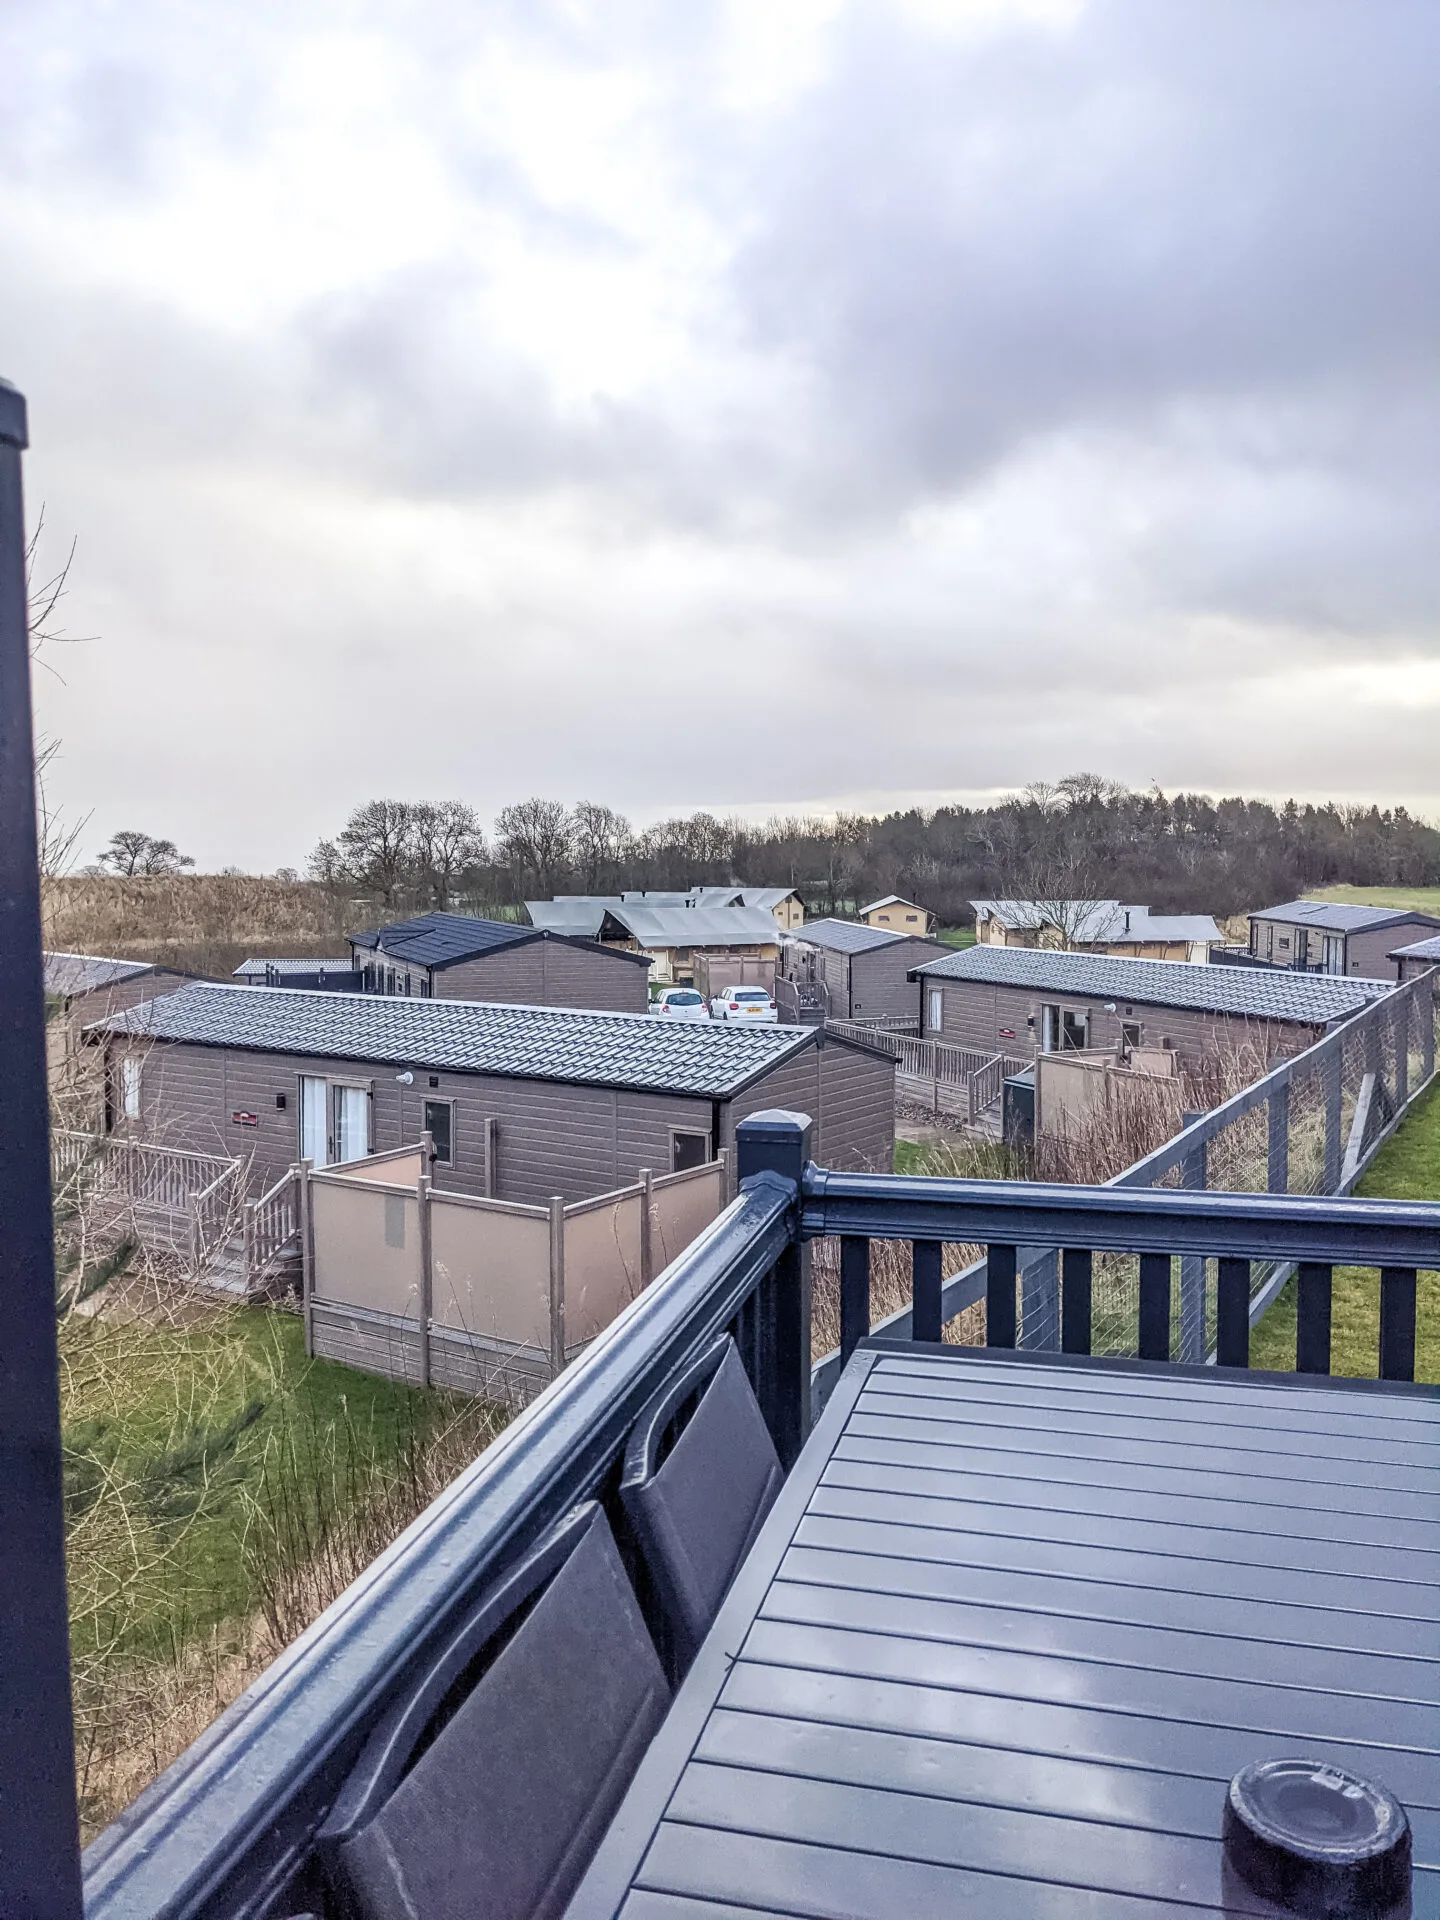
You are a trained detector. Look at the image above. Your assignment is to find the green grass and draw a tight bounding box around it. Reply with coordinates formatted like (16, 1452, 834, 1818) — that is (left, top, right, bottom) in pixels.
(936, 926, 977, 948)
(1249, 1076, 1440, 1380)
(1306, 884, 1440, 915)
(63, 1306, 456, 1662)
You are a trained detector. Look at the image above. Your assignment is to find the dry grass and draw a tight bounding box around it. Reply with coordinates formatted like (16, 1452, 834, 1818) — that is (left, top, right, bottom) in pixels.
(42, 873, 359, 979)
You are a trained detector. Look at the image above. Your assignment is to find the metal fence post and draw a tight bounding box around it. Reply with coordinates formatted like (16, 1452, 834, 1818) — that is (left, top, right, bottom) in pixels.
(416, 1169, 433, 1390)
(1395, 992, 1409, 1110)
(1267, 1079, 1290, 1195)
(548, 1196, 566, 1377)
(1179, 1122, 1207, 1363)
(1322, 1044, 1343, 1192)
(639, 1168, 654, 1286)
(1423, 975, 1436, 1083)
(299, 1158, 315, 1355)
(0, 378, 83, 1917)
(736, 1110, 813, 1468)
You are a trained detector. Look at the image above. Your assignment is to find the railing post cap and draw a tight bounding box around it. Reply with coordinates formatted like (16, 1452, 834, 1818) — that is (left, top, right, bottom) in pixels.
(0, 377, 27, 449)
(736, 1110, 813, 1189)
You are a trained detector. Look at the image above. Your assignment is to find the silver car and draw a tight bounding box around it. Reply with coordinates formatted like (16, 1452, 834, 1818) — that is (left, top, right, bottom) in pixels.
(651, 987, 711, 1022)
(710, 987, 778, 1024)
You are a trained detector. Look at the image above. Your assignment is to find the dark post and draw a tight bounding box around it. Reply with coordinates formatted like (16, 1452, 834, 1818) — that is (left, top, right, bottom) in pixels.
(911, 1240, 943, 1344)
(1322, 1047, 1343, 1193)
(1394, 994, 1409, 1111)
(0, 379, 82, 1915)
(1060, 1248, 1092, 1355)
(1267, 1080, 1289, 1195)
(1137, 1253, 1172, 1362)
(1178, 1123, 1206, 1364)
(736, 1110, 813, 1466)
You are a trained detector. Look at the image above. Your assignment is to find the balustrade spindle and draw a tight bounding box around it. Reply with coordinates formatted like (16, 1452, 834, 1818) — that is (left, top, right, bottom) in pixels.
(839, 1236, 871, 1365)
(1060, 1249, 1092, 1355)
(1215, 1258, 1251, 1368)
(1296, 1263, 1333, 1374)
(986, 1243, 1017, 1348)
(1138, 1253, 1172, 1362)
(911, 1240, 942, 1344)
(1379, 1267, 1417, 1383)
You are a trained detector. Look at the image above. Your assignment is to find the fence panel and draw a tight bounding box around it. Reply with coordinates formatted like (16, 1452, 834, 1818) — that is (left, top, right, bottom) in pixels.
(429, 1195, 551, 1350)
(651, 1162, 726, 1273)
(311, 1177, 422, 1317)
(563, 1190, 645, 1351)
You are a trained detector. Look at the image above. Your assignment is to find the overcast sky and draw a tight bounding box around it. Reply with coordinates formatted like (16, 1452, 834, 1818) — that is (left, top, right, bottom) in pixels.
(5, 0, 1438, 870)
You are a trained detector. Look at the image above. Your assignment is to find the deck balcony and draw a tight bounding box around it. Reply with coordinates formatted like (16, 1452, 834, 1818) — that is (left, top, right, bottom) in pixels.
(76, 1110, 1440, 1920)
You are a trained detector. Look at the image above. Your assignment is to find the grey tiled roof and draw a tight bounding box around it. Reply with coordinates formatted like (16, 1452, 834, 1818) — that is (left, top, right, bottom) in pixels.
(1391, 933, 1440, 961)
(44, 951, 156, 996)
(791, 918, 906, 955)
(350, 912, 536, 966)
(1249, 899, 1440, 934)
(90, 982, 816, 1098)
(234, 957, 355, 977)
(909, 943, 1392, 1023)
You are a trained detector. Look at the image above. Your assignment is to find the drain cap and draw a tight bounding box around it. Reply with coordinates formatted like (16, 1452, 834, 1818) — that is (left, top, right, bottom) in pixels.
(1223, 1759, 1411, 1916)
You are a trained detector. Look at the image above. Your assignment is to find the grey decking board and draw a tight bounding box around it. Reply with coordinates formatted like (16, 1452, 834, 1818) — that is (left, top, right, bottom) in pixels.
(778, 1540, 1440, 1661)
(794, 1511, 1440, 1628)
(833, 1429, 1440, 1520)
(761, 1577, 1440, 1705)
(622, 1896, 813, 1920)
(717, 1663, 1440, 1819)
(853, 1393, 1440, 1477)
(634, 1824, 1234, 1919)
(809, 1480, 1440, 1586)
(695, 1707, 1440, 1864)
(871, 1352, 1440, 1429)
(564, 1348, 1440, 1919)
(825, 1455, 1440, 1555)
(743, 1618, 1440, 1752)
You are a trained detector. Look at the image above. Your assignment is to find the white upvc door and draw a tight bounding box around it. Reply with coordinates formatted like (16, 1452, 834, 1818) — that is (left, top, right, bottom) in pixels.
(300, 1076, 329, 1166)
(334, 1083, 370, 1165)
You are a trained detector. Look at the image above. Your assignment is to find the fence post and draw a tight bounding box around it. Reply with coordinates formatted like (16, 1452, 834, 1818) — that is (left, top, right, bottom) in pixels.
(298, 1159, 315, 1357)
(1395, 992, 1409, 1110)
(1267, 1080, 1290, 1195)
(718, 1144, 732, 1204)
(0, 376, 83, 1919)
(735, 1110, 813, 1468)
(1423, 975, 1436, 1082)
(639, 1168, 654, 1287)
(1322, 1044, 1343, 1192)
(548, 1196, 566, 1377)
(1178, 1120, 1208, 1363)
(416, 1169, 433, 1390)
(242, 1198, 257, 1290)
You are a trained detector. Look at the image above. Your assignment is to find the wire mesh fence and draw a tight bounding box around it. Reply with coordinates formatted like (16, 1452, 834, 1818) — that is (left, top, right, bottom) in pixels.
(1017, 971, 1438, 1360)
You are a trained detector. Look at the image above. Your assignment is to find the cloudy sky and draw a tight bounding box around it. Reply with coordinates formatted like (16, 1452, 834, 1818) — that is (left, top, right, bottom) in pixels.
(5, 0, 1438, 870)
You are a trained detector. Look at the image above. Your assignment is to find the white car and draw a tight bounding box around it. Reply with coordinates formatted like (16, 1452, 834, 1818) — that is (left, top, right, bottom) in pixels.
(710, 986, 778, 1024)
(651, 987, 711, 1022)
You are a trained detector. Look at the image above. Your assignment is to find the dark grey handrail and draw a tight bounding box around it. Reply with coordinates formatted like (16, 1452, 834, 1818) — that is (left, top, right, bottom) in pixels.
(801, 1165, 1440, 1268)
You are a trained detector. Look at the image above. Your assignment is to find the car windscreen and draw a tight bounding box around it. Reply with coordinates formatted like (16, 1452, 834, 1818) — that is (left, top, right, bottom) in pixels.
(667, 991, 703, 1004)
(733, 989, 771, 1001)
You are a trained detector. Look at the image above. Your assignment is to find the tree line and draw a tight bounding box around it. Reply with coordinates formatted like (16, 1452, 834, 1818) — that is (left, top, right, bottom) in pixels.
(300, 777, 1440, 927)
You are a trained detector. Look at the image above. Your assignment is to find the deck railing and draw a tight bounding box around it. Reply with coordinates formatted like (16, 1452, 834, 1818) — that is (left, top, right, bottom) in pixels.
(243, 1166, 301, 1287)
(82, 1106, 1440, 1920)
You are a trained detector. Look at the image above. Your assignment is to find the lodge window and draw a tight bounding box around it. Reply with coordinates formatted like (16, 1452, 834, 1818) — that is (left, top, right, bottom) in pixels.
(424, 1098, 454, 1166)
(671, 1129, 711, 1172)
(926, 988, 944, 1033)
(1121, 1021, 1143, 1053)
(120, 1053, 142, 1121)
(299, 1075, 371, 1168)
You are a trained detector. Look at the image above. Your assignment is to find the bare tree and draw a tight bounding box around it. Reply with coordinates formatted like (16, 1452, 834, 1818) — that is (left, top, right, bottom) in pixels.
(571, 802, 633, 892)
(411, 800, 487, 908)
(494, 798, 574, 897)
(98, 831, 196, 878)
(333, 799, 415, 906)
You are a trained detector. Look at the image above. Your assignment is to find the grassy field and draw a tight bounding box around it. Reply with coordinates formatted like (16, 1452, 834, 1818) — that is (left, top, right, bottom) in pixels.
(63, 1293, 503, 1832)
(935, 926, 977, 948)
(1249, 1076, 1440, 1380)
(1306, 884, 1440, 915)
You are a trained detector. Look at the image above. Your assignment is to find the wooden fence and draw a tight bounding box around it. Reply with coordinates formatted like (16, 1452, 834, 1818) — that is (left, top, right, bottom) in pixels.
(302, 1150, 732, 1402)
(823, 1025, 1027, 1125)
